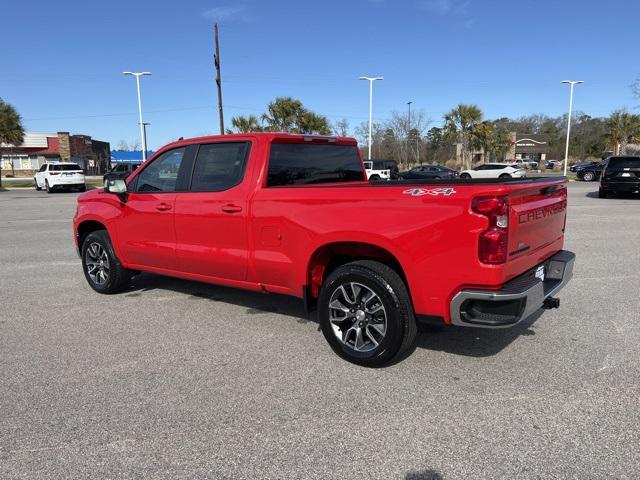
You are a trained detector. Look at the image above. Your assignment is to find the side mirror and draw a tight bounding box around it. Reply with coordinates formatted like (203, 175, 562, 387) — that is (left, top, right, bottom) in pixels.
(104, 177, 127, 195)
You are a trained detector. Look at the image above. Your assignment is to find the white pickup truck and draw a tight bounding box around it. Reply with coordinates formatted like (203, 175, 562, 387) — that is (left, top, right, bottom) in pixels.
(363, 161, 391, 180)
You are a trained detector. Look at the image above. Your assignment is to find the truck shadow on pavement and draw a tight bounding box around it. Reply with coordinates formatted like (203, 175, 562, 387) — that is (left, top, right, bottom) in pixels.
(413, 311, 542, 358)
(126, 272, 542, 358)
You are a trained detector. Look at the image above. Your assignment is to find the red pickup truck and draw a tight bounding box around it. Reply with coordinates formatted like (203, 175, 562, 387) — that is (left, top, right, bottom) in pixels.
(74, 133, 575, 366)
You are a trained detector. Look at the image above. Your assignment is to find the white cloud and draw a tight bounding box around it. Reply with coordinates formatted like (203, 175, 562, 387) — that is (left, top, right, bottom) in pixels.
(202, 6, 246, 21)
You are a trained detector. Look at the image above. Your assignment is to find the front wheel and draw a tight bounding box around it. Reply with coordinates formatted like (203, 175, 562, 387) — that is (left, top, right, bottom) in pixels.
(34, 178, 41, 191)
(499, 173, 512, 178)
(81, 230, 132, 294)
(598, 188, 607, 198)
(318, 260, 417, 367)
(369, 175, 381, 181)
(460, 173, 471, 179)
(582, 171, 595, 182)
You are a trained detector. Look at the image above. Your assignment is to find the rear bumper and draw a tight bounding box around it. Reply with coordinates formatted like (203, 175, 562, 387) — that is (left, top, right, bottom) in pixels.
(600, 181, 640, 192)
(450, 250, 575, 328)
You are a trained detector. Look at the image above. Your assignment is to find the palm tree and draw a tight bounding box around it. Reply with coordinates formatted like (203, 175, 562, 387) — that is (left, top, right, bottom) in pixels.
(229, 115, 263, 133)
(262, 97, 304, 132)
(607, 110, 640, 155)
(0, 98, 25, 181)
(297, 111, 331, 135)
(443, 104, 483, 169)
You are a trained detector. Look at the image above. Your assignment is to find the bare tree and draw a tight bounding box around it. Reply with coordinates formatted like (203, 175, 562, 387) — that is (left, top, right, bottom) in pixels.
(333, 118, 350, 137)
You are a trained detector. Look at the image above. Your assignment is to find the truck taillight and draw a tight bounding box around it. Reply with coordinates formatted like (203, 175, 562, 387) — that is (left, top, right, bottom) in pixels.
(472, 196, 509, 264)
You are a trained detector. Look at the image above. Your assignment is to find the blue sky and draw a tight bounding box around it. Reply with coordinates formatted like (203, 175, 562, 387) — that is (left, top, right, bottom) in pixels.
(3, 0, 639, 149)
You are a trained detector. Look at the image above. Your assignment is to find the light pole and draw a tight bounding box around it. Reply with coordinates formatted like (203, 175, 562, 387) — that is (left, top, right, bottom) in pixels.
(407, 101, 412, 165)
(561, 80, 584, 176)
(123, 71, 152, 161)
(359, 76, 383, 160)
(142, 122, 150, 157)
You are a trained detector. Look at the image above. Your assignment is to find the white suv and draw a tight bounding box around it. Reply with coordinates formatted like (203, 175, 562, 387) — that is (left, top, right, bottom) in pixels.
(363, 161, 391, 181)
(34, 162, 86, 193)
(459, 163, 526, 179)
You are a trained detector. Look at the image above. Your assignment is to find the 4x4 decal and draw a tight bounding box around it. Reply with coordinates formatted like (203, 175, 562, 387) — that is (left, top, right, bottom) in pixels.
(403, 187, 456, 197)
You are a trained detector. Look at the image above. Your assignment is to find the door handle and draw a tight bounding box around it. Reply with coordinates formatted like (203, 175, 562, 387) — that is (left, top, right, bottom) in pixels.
(156, 203, 172, 211)
(221, 204, 242, 213)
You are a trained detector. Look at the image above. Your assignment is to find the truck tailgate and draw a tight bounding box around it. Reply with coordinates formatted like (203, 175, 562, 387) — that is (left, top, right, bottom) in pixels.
(508, 182, 567, 262)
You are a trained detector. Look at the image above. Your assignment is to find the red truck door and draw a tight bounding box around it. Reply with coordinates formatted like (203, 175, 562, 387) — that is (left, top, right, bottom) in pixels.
(117, 147, 188, 270)
(173, 141, 252, 281)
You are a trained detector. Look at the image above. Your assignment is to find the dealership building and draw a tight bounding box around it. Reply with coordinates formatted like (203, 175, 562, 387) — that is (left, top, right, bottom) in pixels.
(0, 132, 110, 177)
(505, 133, 549, 162)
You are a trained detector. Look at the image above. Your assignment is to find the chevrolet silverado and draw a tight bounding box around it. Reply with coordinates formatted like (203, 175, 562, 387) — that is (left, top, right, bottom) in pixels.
(74, 133, 575, 366)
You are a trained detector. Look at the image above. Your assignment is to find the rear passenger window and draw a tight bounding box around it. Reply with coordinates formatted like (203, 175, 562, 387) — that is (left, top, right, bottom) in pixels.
(268, 143, 364, 186)
(190, 142, 250, 192)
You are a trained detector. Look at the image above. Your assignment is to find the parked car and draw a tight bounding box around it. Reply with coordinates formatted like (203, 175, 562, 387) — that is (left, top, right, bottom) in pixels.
(74, 133, 574, 366)
(545, 160, 562, 169)
(363, 160, 391, 180)
(569, 161, 596, 173)
(599, 156, 640, 198)
(514, 158, 539, 169)
(399, 164, 458, 180)
(574, 161, 604, 181)
(103, 162, 142, 182)
(34, 162, 85, 193)
(459, 163, 526, 179)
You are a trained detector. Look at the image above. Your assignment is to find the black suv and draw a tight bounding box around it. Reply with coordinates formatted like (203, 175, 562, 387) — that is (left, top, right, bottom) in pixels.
(103, 162, 142, 182)
(599, 156, 640, 198)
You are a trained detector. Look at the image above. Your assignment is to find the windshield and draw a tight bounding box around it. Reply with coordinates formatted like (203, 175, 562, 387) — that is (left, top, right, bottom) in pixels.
(607, 157, 640, 169)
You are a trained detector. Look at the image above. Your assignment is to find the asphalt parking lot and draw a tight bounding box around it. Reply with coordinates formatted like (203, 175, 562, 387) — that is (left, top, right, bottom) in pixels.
(1, 182, 639, 480)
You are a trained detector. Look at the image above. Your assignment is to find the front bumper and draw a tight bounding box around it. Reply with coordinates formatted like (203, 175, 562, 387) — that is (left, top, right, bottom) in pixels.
(450, 250, 575, 328)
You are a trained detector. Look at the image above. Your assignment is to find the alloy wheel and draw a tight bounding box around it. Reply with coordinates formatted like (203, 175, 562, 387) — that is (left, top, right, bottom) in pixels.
(85, 242, 110, 286)
(328, 282, 387, 352)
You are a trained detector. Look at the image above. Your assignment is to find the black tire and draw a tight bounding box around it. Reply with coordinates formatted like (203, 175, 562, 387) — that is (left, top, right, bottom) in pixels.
(598, 188, 606, 198)
(460, 173, 471, 179)
(81, 230, 132, 294)
(499, 173, 511, 178)
(45, 180, 52, 193)
(34, 178, 41, 191)
(433, 176, 441, 180)
(318, 260, 417, 367)
(78, 185, 86, 192)
(369, 175, 381, 181)
(582, 171, 595, 182)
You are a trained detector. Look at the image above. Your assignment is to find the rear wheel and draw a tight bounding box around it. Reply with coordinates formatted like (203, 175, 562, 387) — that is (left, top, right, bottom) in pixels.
(369, 175, 381, 181)
(34, 178, 41, 191)
(460, 173, 471, 179)
(583, 171, 595, 182)
(81, 230, 132, 294)
(499, 173, 512, 178)
(45, 180, 52, 193)
(319, 260, 417, 367)
(433, 176, 441, 180)
(598, 188, 607, 198)
(78, 185, 86, 192)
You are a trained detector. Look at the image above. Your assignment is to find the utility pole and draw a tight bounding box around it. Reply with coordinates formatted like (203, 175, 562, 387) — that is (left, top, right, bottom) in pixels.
(407, 101, 412, 166)
(214, 24, 225, 135)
